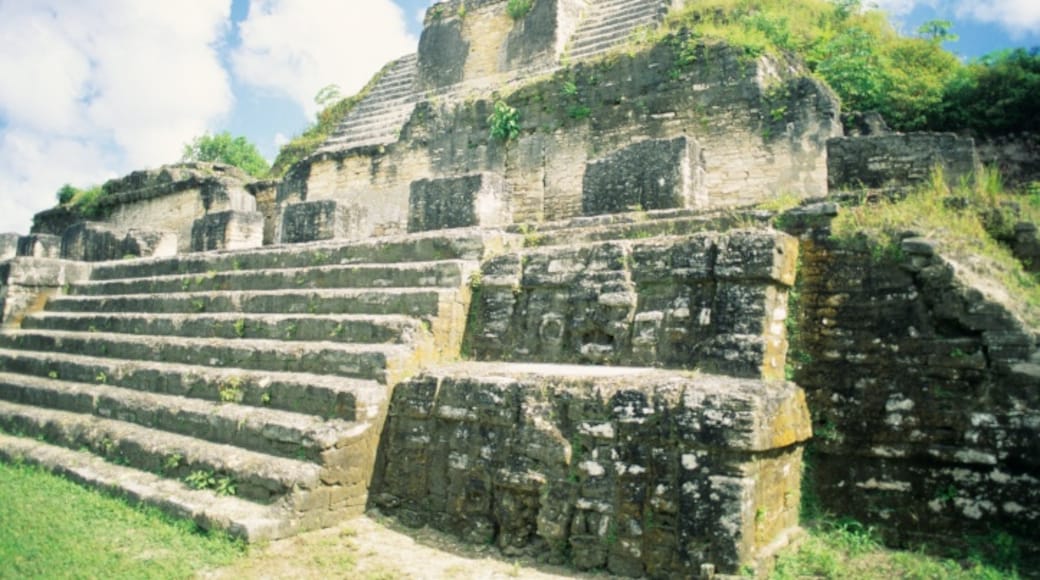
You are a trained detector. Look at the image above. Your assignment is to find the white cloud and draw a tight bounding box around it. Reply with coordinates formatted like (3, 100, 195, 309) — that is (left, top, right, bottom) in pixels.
(232, 0, 417, 119)
(956, 0, 1040, 36)
(0, 0, 233, 234)
(870, 0, 1040, 35)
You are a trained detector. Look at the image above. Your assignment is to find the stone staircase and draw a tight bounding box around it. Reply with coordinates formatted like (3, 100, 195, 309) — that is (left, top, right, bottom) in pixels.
(0, 230, 500, 542)
(567, 0, 671, 62)
(319, 54, 419, 153)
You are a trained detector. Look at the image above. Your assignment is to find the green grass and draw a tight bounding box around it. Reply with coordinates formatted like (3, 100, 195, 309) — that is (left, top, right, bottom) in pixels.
(830, 166, 1040, 323)
(772, 518, 1020, 579)
(0, 459, 245, 579)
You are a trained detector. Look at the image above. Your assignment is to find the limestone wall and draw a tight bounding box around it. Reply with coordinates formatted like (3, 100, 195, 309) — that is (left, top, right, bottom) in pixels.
(289, 42, 839, 240)
(467, 230, 798, 380)
(827, 133, 981, 190)
(373, 364, 811, 577)
(976, 132, 1040, 185)
(792, 228, 1040, 546)
(98, 164, 255, 253)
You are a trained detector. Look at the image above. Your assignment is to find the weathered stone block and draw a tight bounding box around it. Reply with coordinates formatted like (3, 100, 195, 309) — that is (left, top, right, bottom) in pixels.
(467, 232, 795, 378)
(16, 234, 61, 259)
(374, 364, 811, 576)
(827, 133, 981, 190)
(60, 223, 176, 262)
(417, 14, 468, 89)
(279, 200, 363, 244)
(191, 210, 264, 252)
(408, 173, 509, 233)
(0, 233, 18, 260)
(0, 258, 91, 325)
(505, 0, 585, 70)
(582, 137, 706, 216)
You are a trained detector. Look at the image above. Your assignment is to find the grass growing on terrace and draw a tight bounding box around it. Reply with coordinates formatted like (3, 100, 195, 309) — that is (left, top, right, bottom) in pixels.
(830, 167, 1040, 324)
(0, 459, 245, 578)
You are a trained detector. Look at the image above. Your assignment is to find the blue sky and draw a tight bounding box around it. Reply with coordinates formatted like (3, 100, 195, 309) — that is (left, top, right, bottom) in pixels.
(0, 0, 1037, 235)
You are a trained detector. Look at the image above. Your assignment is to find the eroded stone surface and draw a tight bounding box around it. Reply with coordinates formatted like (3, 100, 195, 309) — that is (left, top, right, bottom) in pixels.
(373, 363, 811, 577)
(582, 137, 706, 215)
(827, 133, 981, 190)
(61, 223, 177, 262)
(408, 173, 509, 232)
(0, 234, 17, 260)
(793, 226, 1040, 546)
(467, 230, 797, 379)
(192, 210, 264, 252)
(279, 200, 363, 244)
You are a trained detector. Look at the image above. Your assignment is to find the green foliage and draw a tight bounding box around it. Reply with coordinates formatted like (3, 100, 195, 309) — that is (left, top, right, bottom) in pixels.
(184, 470, 235, 495)
(567, 105, 592, 120)
(313, 84, 342, 109)
(218, 376, 245, 403)
(56, 183, 77, 204)
(181, 131, 270, 178)
(772, 516, 1020, 579)
(55, 183, 107, 217)
(507, 0, 533, 20)
(657, 0, 961, 132)
(928, 48, 1040, 136)
(268, 72, 385, 177)
(488, 100, 521, 142)
(0, 461, 244, 577)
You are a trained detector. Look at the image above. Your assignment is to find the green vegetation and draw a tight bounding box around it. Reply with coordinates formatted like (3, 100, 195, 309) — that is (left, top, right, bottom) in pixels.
(506, 0, 533, 21)
(650, 0, 1035, 135)
(488, 100, 521, 142)
(54, 183, 106, 217)
(772, 518, 1019, 579)
(268, 67, 391, 177)
(931, 48, 1040, 135)
(0, 459, 244, 578)
(830, 167, 1040, 321)
(181, 132, 270, 178)
(184, 470, 237, 496)
(218, 375, 245, 403)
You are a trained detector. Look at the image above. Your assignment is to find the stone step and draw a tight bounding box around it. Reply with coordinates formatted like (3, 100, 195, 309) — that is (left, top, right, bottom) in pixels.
(350, 92, 418, 116)
(44, 288, 453, 319)
(0, 330, 419, 383)
(568, 0, 668, 59)
(88, 230, 496, 280)
(22, 312, 426, 345)
(336, 106, 417, 134)
(512, 207, 774, 247)
(0, 400, 320, 504)
(0, 433, 288, 542)
(569, 12, 663, 49)
(0, 348, 385, 421)
(71, 260, 473, 297)
(0, 372, 363, 463)
(576, 0, 665, 29)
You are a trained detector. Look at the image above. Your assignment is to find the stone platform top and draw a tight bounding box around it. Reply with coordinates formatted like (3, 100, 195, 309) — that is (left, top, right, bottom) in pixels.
(410, 361, 813, 451)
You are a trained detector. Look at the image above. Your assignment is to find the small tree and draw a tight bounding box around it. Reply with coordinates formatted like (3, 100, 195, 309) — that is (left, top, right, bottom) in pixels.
(181, 132, 270, 178)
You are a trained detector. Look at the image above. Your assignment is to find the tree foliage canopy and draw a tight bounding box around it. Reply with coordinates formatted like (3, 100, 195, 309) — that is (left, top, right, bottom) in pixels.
(661, 0, 1035, 135)
(181, 132, 270, 178)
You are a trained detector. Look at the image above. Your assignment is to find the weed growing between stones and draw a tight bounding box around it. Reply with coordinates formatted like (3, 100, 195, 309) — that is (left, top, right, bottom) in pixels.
(185, 470, 237, 496)
(218, 376, 245, 403)
(506, 0, 532, 21)
(488, 100, 521, 142)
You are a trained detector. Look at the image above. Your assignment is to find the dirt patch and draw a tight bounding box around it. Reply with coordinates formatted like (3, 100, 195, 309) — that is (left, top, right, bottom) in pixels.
(202, 512, 618, 579)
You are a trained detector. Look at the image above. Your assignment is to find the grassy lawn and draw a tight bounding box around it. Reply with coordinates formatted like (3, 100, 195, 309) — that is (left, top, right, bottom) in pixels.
(0, 459, 246, 579)
(0, 457, 1027, 579)
(773, 518, 1022, 579)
